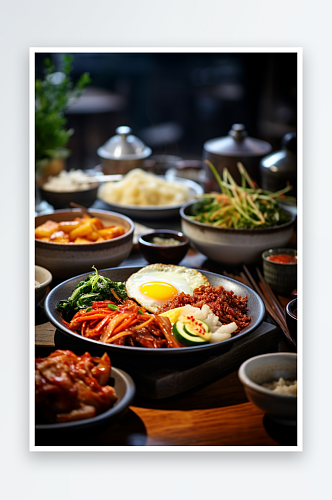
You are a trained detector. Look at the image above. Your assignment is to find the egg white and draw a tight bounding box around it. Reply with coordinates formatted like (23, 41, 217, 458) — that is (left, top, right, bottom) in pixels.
(125, 264, 210, 313)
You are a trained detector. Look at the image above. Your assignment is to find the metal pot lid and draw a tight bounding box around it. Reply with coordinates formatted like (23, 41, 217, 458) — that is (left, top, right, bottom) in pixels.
(203, 124, 272, 158)
(97, 126, 152, 160)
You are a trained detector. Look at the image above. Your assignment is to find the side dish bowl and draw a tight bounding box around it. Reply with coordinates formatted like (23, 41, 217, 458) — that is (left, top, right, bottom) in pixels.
(138, 230, 190, 264)
(180, 202, 295, 265)
(39, 182, 100, 209)
(35, 209, 134, 279)
(35, 366, 135, 431)
(238, 353, 297, 424)
(262, 248, 297, 294)
(44, 266, 265, 357)
(98, 176, 204, 220)
(35, 265, 52, 305)
(286, 298, 297, 345)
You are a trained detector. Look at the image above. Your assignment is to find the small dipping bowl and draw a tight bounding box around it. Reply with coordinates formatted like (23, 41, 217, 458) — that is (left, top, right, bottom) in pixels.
(262, 248, 297, 295)
(238, 353, 297, 425)
(286, 298, 297, 345)
(138, 230, 190, 264)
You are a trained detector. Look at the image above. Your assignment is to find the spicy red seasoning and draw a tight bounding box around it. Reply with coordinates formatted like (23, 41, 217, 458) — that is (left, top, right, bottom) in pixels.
(267, 254, 297, 264)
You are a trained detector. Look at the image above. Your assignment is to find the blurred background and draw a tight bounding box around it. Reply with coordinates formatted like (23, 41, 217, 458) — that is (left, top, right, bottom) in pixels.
(35, 52, 297, 172)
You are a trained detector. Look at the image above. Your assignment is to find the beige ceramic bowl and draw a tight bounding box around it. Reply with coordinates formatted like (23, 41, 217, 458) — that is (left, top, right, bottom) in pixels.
(180, 201, 295, 265)
(35, 209, 134, 279)
(238, 353, 297, 424)
(35, 265, 52, 305)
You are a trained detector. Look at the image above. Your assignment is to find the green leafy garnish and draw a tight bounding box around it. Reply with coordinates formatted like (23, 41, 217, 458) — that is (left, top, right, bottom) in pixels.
(56, 266, 127, 322)
(107, 303, 119, 311)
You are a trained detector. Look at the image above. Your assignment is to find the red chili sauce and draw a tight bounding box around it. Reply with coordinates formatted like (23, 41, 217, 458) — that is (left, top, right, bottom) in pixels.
(267, 253, 297, 264)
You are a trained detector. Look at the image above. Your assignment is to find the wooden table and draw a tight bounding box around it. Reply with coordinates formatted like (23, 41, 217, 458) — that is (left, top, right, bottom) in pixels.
(35, 241, 297, 448)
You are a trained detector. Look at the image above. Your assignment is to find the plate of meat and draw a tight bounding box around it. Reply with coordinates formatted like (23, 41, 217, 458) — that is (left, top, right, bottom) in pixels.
(44, 265, 265, 357)
(35, 350, 135, 431)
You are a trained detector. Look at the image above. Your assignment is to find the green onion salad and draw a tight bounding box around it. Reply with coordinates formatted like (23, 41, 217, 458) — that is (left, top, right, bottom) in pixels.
(188, 161, 295, 229)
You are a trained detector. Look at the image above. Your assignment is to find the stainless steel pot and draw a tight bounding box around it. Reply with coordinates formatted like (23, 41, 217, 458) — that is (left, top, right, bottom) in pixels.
(97, 126, 152, 175)
(202, 124, 272, 187)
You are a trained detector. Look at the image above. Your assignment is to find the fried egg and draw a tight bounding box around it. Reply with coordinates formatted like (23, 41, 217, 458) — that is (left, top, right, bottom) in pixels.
(125, 264, 210, 313)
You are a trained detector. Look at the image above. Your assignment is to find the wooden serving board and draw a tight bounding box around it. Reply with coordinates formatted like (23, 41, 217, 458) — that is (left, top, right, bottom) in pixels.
(43, 322, 280, 399)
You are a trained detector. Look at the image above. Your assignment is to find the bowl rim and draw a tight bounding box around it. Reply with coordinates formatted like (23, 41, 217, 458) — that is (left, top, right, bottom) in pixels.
(180, 201, 296, 234)
(138, 229, 189, 248)
(35, 265, 53, 288)
(39, 181, 100, 194)
(238, 352, 297, 399)
(286, 298, 297, 320)
(262, 248, 297, 265)
(35, 208, 135, 247)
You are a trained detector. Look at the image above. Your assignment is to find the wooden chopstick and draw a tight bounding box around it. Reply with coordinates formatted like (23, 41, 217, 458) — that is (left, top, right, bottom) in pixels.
(242, 265, 295, 347)
(223, 270, 250, 287)
(256, 267, 286, 322)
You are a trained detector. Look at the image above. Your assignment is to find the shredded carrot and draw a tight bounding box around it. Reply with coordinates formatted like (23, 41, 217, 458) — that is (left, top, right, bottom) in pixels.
(112, 314, 138, 335)
(72, 313, 111, 323)
(92, 314, 113, 333)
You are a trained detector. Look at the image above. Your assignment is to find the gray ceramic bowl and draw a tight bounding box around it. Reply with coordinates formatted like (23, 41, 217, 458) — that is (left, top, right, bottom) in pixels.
(262, 248, 297, 294)
(35, 265, 52, 305)
(98, 176, 204, 220)
(180, 202, 295, 265)
(238, 353, 297, 424)
(40, 182, 99, 209)
(35, 209, 134, 279)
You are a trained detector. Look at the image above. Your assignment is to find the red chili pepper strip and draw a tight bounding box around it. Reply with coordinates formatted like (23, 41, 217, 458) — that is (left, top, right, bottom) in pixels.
(83, 308, 116, 315)
(92, 301, 116, 308)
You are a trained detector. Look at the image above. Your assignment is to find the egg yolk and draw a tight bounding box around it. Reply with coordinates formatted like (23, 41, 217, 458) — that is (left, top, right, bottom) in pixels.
(139, 281, 178, 301)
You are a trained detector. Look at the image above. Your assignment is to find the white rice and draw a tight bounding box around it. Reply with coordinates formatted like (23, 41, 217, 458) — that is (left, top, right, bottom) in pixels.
(42, 170, 95, 192)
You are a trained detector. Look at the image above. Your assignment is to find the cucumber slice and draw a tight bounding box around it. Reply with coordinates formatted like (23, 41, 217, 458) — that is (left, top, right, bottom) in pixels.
(173, 321, 209, 347)
(184, 319, 211, 341)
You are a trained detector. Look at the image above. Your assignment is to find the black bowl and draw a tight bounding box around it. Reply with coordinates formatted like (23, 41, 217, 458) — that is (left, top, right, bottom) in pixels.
(44, 266, 265, 358)
(40, 183, 99, 209)
(138, 230, 190, 264)
(286, 298, 297, 344)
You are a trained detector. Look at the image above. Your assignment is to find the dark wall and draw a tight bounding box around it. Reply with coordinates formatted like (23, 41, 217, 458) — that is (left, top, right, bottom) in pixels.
(35, 52, 297, 170)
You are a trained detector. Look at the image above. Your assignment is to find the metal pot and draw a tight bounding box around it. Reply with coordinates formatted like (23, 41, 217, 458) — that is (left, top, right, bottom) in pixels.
(202, 124, 272, 187)
(259, 133, 297, 196)
(97, 126, 152, 175)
